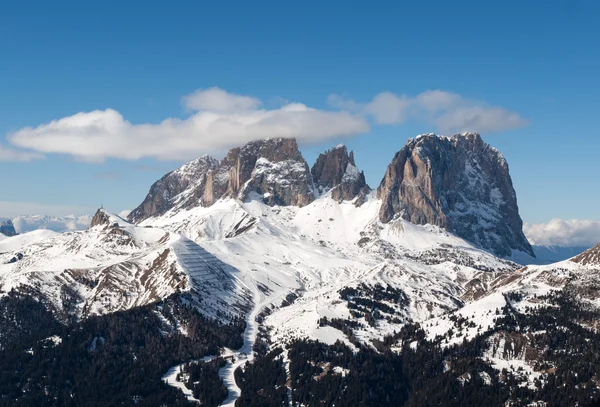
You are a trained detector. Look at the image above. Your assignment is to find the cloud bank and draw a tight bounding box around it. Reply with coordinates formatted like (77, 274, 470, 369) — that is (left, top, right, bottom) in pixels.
(8, 88, 369, 162)
(328, 90, 527, 133)
(4, 87, 526, 162)
(524, 219, 600, 247)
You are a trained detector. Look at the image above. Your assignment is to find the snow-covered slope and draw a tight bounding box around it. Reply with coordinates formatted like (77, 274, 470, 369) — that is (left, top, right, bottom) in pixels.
(413, 240, 600, 388)
(0, 136, 534, 353)
(137, 191, 518, 348)
(0, 209, 249, 321)
(0, 229, 59, 253)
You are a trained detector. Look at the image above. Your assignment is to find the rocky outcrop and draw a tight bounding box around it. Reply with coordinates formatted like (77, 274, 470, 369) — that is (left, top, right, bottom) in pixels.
(128, 156, 220, 223)
(89, 208, 126, 230)
(232, 138, 314, 207)
(311, 145, 370, 204)
(571, 243, 600, 266)
(129, 138, 315, 223)
(0, 219, 17, 237)
(377, 133, 533, 257)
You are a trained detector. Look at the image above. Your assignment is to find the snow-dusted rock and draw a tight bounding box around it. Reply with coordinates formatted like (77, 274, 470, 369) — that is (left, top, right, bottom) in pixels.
(311, 144, 370, 204)
(377, 133, 533, 257)
(129, 138, 315, 223)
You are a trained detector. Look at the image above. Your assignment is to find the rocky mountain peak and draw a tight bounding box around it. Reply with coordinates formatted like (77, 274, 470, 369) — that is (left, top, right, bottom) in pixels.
(377, 133, 533, 258)
(0, 218, 17, 237)
(89, 208, 125, 229)
(128, 138, 315, 223)
(128, 155, 220, 223)
(89, 209, 111, 229)
(228, 138, 314, 207)
(311, 144, 370, 204)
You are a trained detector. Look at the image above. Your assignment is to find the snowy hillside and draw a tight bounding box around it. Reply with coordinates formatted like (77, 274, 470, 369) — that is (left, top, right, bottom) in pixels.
(0, 135, 534, 353)
(0, 209, 250, 321)
(8, 135, 593, 406)
(138, 191, 519, 349)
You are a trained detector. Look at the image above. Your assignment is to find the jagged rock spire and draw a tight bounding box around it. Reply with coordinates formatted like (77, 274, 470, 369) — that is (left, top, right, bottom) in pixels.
(311, 144, 370, 204)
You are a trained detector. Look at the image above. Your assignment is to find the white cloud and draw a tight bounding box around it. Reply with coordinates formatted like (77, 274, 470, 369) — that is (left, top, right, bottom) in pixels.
(326, 93, 363, 112)
(364, 92, 410, 125)
(524, 219, 600, 247)
(415, 90, 462, 111)
(182, 87, 261, 112)
(6, 88, 526, 163)
(0, 143, 43, 162)
(327, 89, 527, 133)
(434, 106, 527, 134)
(8, 88, 369, 162)
(0, 201, 94, 218)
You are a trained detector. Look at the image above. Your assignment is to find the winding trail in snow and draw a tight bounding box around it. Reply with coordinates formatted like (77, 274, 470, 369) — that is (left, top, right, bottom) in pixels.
(161, 282, 263, 407)
(218, 276, 263, 407)
(162, 363, 201, 404)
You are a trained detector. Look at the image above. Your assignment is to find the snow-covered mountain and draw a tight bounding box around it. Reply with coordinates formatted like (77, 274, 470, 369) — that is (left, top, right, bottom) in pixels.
(377, 133, 533, 258)
(6, 134, 598, 405)
(0, 209, 249, 321)
(1, 135, 525, 329)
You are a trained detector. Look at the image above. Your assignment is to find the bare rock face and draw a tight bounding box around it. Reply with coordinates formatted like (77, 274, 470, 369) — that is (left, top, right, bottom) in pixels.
(229, 138, 315, 207)
(89, 209, 112, 229)
(311, 145, 370, 204)
(128, 138, 314, 223)
(377, 133, 534, 258)
(0, 219, 17, 237)
(128, 156, 220, 223)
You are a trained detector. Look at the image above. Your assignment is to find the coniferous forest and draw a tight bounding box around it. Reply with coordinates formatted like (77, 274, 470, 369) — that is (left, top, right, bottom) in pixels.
(235, 291, 600, 407)
(2, 289, 600, 406)
(0, 291, 244, 407)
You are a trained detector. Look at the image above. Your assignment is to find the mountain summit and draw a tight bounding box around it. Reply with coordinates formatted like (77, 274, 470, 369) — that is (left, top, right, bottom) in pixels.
(128, 138, 374, 223)
(128, 138, 315, 223)
(377, 133, 533, 257)
(129, 133, 532, 259)
(311, 144, 370, 204)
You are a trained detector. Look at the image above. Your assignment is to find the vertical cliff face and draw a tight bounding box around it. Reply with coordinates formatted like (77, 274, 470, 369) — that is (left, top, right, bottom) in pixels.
(377, 133, 533, 257)
(229, 138, 315, 207)
(128, 138, 315, 223)
(311, 144, 370, 204)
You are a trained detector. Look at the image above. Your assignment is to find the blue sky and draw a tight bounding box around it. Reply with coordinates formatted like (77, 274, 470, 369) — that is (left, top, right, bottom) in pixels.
(0, 0, 598, 229)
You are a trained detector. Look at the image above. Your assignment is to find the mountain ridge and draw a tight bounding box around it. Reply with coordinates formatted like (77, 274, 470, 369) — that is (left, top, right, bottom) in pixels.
(4, 134, 600, 406)
(129, 133, 533, 259)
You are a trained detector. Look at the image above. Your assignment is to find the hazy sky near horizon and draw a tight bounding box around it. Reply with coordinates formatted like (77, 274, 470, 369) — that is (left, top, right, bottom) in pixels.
(0, 1, 598, 230)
